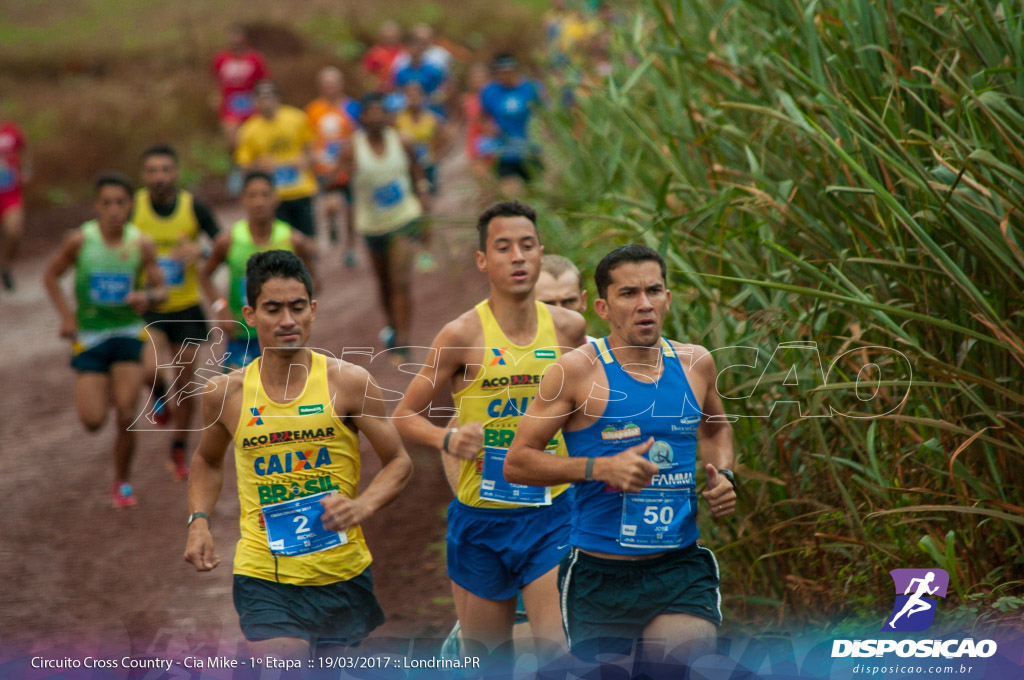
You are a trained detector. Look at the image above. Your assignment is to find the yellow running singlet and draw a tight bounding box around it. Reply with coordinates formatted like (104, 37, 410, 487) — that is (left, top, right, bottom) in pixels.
(133, 189, 202, 313)
(232, 351, 372, 585)
(452, 300, 570, 508)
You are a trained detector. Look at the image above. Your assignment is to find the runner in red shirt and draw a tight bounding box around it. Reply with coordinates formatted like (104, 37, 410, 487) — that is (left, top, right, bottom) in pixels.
(0, 113, 30, 291)
(360, 20, 404, 92)
(462, 62, 497, 183)
(211, 24, 270, 148)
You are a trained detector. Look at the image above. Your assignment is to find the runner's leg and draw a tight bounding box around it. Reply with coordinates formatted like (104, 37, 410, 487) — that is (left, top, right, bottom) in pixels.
(369, 246, 394, 331)
(452, 580, 516, 654)
(75, 372, 111, 432)
(343, 188, 357, 265)
(519, 565, 566, 660)
(322, 190, 341, 243)
(245, 637, 310, 661)
(388, 233, 417, 348)
(110, 360, 143, 483)
(642, 613, 715, 666)
(0, 204, 25, 286)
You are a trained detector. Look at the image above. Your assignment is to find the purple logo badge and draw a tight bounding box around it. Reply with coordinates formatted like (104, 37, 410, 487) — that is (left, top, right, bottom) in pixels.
(883, 569, 949, 632)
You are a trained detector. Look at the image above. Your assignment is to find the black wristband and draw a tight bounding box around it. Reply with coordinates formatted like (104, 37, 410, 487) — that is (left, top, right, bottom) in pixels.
(717, 469, 737, 487)
(442, 428, 456, 454)
(187, 511, 211, 528)
(584, 457, 595, 482)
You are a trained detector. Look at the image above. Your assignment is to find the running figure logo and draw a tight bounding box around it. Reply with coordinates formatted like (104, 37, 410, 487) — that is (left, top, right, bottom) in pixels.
(883, 568, 949, 632)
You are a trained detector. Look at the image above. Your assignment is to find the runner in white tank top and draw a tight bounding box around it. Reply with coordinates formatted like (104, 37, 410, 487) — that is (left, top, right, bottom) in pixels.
(338, 94, 429, 359)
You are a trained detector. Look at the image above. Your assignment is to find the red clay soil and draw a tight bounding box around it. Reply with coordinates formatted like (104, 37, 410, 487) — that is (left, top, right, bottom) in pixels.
(0, 153, 490, 661)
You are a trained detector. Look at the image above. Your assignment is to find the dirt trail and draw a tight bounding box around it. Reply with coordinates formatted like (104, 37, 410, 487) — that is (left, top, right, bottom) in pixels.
(0, 151, 489, 660)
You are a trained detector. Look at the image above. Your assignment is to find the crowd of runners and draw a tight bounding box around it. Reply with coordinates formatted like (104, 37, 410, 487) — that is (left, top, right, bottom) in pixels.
(8, 2, 740, 670)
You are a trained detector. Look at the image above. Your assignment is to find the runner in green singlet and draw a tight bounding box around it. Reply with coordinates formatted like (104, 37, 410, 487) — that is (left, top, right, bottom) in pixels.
(43, 173, 168, 508)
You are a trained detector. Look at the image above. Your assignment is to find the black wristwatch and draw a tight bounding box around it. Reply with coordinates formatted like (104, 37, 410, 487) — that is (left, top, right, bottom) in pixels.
(717, 469, 737, 488)
(187, 511, 211, 528)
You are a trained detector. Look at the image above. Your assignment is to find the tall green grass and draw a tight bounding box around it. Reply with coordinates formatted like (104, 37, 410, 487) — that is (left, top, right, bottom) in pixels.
(536, 0, 1024, 630)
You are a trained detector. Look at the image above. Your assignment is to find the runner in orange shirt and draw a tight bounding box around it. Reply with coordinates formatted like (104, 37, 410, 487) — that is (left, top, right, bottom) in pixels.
(306, 67, 359, 260)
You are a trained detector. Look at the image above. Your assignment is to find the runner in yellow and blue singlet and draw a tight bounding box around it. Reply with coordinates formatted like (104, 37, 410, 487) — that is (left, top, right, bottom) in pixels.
(394, 201, 586, 661)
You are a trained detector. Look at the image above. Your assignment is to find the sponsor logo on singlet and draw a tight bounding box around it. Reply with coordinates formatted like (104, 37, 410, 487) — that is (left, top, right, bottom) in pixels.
(257, 475, 340, 504)
(242, 427, 336, 449)
(601, 422, 642, 441)
(480, 374, 544, 390)
(252, 447, 333, 475)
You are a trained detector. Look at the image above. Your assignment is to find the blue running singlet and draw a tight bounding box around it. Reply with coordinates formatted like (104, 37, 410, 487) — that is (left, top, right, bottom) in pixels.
(562, 337, 704, 556)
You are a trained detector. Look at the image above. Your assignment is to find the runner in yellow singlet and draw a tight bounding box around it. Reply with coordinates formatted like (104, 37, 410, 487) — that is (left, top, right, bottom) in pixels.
(393, 200, 586, 664)
(184, 250, 412, 659)
(132, 144, 222, 479)
(235, 81, 318, 239)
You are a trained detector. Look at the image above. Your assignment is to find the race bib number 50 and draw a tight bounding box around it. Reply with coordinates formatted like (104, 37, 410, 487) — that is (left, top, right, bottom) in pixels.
(262, 490, 348, 556)
(619, 487, 694, 549)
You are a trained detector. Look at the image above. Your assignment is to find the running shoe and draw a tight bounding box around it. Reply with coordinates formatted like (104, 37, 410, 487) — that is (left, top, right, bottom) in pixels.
(111, 482, 138, 509)
(415, 252, 437, 272)
(170, 442, 189, 481)
(152, 396, 170, 426)
(378, 325, 396, 348)
(439, 621, 461, 661)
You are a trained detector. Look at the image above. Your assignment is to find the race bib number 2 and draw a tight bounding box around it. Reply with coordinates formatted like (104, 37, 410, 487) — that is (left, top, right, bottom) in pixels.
(479, 446, 551, 506)
(262, 490, 348, 557)
(619, 487, 694, 548)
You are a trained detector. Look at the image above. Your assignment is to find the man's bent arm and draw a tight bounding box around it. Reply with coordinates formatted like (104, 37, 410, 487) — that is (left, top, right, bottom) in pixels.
(320, 367, 413, 532)
(199, 233, 231, 306)
(693, 347, 737, 518)
(508, 352, 660, 493)
(505, 355, 585, 486)
(43, 232, 83, 326)
(695, 348, 735, 471)
(349, 368, 413, 514)
(392, 325, 465, 452)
